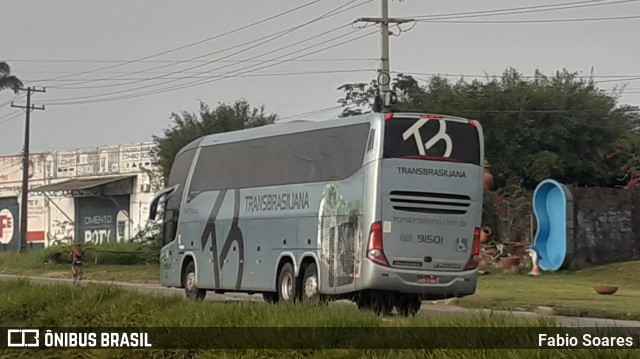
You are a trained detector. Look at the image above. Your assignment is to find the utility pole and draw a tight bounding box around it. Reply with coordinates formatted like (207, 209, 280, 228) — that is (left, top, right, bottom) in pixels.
(11, 87, 46, 253)
(356, 0, 413, 113)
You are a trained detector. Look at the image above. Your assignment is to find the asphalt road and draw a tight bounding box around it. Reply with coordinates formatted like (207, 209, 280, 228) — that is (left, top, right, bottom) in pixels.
(2, 274, 639, 329)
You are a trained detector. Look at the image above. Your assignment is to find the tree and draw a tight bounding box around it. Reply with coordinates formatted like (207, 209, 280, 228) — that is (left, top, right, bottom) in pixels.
(152, 99, 277, 180)
(337, 68, 640, 189)
(0, 62, 23, 93)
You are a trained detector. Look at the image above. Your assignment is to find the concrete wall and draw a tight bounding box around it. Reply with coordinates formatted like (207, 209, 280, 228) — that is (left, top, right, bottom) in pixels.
(567, 188, 640, 269)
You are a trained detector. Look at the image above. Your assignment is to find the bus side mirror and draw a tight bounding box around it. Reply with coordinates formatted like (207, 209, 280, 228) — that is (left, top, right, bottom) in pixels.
(149, 195, 162, 221)
(149, 185, 179, 221)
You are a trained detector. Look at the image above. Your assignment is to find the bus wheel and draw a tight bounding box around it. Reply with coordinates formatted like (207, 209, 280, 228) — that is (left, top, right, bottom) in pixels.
(263, 292, 278, 303)
(277, 262, 297, 303)
(184, 261, 206, 300)
(301, 262, 321, 303)
(356, 291, 392, 316)
(397, 294, 421, 316)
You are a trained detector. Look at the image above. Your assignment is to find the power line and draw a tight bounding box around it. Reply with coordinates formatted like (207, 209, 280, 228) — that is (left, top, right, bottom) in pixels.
(275, 59, 379, 114)
(417, 14, 640, 24)
(44, 29, 379, 106)
(279, 103, 639, 123)
(409, 0, 639, 20)
(0, 110, 22, 121)
(44, 0, 372, 90)
(43, 3, 377, 104)
(277, 105, 345, 121)
(0, 112, 23, 125)
(392, 70, 640, 80)
(35, 0, 328, 83)
(26, 69, 377, 83)
(595, 77, 640, 84)
(0, 94, 25, 108)
(8, 57, 377, 65)
(43, 24, 363, 99)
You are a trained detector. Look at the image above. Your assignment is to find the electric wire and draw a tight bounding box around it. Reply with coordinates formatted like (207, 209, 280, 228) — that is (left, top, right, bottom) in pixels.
(0, 94, 24, 108)
(26, 69, 377, 83)
(34, 0, 328, 84)
(6, 57, 377, 64)
(409, 0, 639, 21)
(0, 112, 23, 125)
(44, 0, 372, 90)
(43, 25, 364, 101)
(417, 14, 640, 24)
(44, 29, 379, 106)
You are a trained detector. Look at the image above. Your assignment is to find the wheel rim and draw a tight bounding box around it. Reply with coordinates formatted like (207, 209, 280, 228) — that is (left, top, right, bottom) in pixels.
(186, 272, 196, 291)
(304, 274, 318, 299)
(280, 273, 293, 300)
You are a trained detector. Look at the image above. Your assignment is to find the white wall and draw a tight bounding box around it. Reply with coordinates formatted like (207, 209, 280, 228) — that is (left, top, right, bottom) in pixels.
(0, 142, 163, 247)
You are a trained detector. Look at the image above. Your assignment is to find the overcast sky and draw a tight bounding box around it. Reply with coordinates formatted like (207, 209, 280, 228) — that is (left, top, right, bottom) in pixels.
(1, 0, 639, 155)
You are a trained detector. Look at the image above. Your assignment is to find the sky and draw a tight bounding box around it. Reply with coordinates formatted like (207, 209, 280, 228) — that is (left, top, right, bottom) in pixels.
(1, 0, 640, 155)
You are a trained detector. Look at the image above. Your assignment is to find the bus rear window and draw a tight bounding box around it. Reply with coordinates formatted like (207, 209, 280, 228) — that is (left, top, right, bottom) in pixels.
(383, 117, 480, 165)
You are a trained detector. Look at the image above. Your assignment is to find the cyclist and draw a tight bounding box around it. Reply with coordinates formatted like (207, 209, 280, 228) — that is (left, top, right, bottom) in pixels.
(68, 243, 85, 282)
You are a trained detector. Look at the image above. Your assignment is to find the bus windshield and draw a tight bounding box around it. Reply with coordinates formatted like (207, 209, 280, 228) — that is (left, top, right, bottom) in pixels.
(383, 117, 481, 165)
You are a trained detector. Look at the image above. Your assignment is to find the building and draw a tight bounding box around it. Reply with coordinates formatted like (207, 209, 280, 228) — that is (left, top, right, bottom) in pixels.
(0, 142, 163, 251)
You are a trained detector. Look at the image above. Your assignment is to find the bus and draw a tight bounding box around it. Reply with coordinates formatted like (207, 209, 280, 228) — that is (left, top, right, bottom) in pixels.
(148, 112, 484, 316)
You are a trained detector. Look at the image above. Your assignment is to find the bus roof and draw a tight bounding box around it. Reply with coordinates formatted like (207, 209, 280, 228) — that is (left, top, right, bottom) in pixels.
(176, 112, 475, 156)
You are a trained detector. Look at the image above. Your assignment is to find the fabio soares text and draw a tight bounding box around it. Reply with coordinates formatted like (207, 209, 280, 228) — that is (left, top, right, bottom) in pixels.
(538, 333, 636, 348)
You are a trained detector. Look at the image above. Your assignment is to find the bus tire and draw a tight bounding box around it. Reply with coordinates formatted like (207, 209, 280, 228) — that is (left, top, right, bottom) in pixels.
(263, 292, 278, 303)
(277, 262, 297, 303)
(301, 262, 322, 304)
(356, 291, 392, 316)
(184, 261, 206, 300)
(397, 294, 421, 316)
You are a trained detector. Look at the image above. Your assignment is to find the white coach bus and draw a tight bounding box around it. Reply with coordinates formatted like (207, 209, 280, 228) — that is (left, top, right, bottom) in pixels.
(149, 112, 484, 316)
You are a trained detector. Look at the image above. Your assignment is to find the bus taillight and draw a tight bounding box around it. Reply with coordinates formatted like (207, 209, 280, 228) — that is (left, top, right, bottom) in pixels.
(464, 227, 482, 270)
(384, 113, 394, 120)
(367, 221, 390, 267)
(468, 119, 478, 127)
(472, 227, 481, 256)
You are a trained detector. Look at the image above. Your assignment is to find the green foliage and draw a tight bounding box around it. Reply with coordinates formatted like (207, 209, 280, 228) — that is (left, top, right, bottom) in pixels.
(0, 62, 23, 93)
(338, 68, 640, 189)
(152, 99, 277, 181)
(605, 131, 640, 189)
(0, 242, 159, 269)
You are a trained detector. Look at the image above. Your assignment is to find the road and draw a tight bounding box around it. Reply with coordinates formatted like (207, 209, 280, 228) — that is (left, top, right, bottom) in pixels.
(2, 273, 639, 329)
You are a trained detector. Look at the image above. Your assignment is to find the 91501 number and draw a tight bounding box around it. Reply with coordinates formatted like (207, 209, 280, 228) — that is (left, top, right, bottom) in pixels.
(417, 234, 444, 244)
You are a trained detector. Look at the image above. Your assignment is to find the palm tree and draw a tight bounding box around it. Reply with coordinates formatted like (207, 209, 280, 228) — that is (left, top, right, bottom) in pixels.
(0, 62, 23, 93)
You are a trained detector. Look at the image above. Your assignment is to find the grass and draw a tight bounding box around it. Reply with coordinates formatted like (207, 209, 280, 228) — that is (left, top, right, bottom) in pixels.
(0, 280, 638, 359)
(456, 260, 640, 320)
(0, 243, 159, 283)
(2, 246, 640, 320)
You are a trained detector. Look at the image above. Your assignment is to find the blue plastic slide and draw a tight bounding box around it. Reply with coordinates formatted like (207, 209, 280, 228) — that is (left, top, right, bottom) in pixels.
(532, 179, 573, 271)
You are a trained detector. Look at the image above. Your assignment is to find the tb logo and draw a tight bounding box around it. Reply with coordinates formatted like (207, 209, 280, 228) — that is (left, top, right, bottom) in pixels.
(402, 118, 452, 157)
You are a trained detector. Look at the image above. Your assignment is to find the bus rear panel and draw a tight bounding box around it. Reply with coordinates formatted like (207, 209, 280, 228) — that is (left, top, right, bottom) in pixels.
(359, 113, 483, 299)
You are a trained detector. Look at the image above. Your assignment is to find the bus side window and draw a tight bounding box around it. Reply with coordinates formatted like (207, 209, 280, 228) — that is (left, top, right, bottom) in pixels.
(163, 208, 179, 245)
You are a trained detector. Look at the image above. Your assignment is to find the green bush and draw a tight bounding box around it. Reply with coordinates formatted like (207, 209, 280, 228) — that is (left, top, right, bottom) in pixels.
(0, 242, 160, 269)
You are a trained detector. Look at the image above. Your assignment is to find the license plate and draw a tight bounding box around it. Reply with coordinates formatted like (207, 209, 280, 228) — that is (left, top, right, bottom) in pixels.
(418, 275, 438, 284)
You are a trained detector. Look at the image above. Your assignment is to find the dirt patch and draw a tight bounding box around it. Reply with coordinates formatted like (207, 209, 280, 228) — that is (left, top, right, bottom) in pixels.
(39, 271, 70, 279)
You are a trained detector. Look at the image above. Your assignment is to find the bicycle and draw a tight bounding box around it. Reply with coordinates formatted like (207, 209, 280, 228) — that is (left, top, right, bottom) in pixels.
(72, 260, 83, 284)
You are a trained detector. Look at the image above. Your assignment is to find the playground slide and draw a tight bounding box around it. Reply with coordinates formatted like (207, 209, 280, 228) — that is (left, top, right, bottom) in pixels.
(532, 179, 573, 271)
